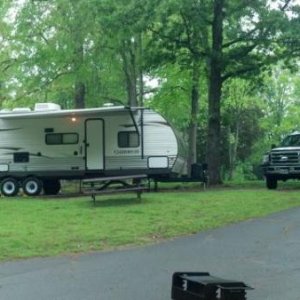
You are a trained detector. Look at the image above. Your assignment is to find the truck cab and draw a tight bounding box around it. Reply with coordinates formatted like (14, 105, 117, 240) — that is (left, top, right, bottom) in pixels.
(262, 131, 300, 189)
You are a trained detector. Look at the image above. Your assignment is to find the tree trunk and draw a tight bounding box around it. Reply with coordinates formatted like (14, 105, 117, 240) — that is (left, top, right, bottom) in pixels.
(137, 33, 144, 107)
(187, 59, 200, 176)
(121, 40, 138, 107)
(228, 121, 240, 181)
(73, 33, 85, 108)
(206, 0, 224, 185)
(74, 81, 86, 108)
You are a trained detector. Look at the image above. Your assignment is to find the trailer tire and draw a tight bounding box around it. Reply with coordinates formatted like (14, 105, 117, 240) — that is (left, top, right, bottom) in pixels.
(266, 176, 277, 190)
(0, 178, 19, 197)
(43, 180, 61, 195)
(22, 177, 43, 196)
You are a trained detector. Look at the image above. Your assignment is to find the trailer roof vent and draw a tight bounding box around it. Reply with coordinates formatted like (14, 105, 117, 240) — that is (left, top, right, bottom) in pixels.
(34, 103, 61, 111)
(0, 109, 11, 113)
(12, 107, 31, 112)
(103, 103, 114, 107)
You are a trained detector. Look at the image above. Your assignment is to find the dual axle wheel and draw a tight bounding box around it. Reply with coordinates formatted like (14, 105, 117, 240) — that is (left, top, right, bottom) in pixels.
(0, 177, 61, 197)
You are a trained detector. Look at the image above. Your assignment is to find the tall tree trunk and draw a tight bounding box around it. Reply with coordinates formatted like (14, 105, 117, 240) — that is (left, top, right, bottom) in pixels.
(206, 0, 224, 184)
(121, 40, 138, 107)
(70, 0, 86, 109)
(137, 33, 144, 107)
(187, 59, 200, 176)
(228, 121, 240, 180)
(75, 81, 86, 108)
(73, 38, 85, 108)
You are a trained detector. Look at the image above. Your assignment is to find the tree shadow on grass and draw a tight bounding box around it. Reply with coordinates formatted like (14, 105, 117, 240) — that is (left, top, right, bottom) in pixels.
(85, 196, 144, 207)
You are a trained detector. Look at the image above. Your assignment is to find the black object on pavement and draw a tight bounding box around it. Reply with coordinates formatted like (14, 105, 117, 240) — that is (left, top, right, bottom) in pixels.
(171, 272, 253, 300)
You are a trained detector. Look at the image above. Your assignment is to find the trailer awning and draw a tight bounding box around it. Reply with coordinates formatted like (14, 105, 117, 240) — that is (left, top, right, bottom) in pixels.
(0, 106, 142, 119)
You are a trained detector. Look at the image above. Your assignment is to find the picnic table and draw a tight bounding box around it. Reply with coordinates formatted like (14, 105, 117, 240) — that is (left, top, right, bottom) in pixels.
(81, 174, 148, 203)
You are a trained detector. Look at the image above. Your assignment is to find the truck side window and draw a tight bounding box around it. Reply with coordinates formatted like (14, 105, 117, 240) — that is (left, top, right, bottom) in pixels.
(46, 133, 78, 145)
(118, 131, 139, 148)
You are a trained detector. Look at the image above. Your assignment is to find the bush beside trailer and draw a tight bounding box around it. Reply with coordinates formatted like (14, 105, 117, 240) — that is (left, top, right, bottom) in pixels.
(0, 103, 189, 196)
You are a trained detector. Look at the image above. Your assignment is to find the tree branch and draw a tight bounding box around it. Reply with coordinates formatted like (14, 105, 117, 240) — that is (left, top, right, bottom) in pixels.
(280, 0, 292, 11)
(222, 27, 260, 49)
(0, 59, 17, 72)
(150, 28, 207, 57)
(180, 11, 193, 53)
(226, 43, 258, 61)
(222, 64, 263, 82)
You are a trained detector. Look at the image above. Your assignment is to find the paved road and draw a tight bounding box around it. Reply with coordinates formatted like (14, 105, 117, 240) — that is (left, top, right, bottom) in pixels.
(0, 207, 300, 300)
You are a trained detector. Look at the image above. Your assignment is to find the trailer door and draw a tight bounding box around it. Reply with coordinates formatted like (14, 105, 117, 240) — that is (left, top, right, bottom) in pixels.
(85, 119, 104, 170)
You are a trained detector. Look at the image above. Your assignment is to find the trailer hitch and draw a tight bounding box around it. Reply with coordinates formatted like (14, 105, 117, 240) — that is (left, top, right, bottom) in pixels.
(171, 272, 253, 300)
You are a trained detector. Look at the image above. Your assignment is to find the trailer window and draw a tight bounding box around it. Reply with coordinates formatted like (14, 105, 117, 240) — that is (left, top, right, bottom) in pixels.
(118, 131, 139, 148)
(46, 133, 78, 145)
(14, 152, 29, 163)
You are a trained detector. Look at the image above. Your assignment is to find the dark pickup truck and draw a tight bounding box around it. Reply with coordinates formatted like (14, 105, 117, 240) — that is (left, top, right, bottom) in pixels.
(261, 131, 300, 189)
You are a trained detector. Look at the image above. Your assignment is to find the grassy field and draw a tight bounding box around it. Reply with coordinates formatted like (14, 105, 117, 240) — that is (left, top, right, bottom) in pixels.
(0, 182, 300, 261)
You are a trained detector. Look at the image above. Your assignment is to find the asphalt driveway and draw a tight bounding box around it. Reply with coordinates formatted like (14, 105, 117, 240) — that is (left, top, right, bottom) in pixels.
(0, 207, 299, 300)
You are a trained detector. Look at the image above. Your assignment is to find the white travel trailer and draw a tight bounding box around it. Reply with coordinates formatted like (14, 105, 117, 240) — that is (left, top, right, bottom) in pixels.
(0, 103, 187, 196)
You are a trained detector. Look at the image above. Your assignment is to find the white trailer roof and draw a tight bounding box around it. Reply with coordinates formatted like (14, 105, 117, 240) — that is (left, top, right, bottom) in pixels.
(0, 105, 138, 119)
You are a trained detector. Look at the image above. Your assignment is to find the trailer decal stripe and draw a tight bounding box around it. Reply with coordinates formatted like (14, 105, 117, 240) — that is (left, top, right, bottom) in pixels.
(0, 147, 23, 151)
(119, 124, 135, 128)
(142, 122, 170, 127)
(0, 127, 22, 131)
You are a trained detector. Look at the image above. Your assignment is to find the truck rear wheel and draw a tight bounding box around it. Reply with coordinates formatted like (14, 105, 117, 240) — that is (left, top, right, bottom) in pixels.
(0, 177, 19, 197)
(22, 177, 43, 196)
(266, 176, 277, 190)
(43, 180, 61, 195)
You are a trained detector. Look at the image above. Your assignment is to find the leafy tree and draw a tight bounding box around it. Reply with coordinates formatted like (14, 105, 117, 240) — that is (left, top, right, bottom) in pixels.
(4, 0, 91, 107)
(3, 0, 158, 108)
(0, 0, 19, 106)
(252, 66, 300, 158)
(93, 0, 158, 106)
(3, 0, 131, 108)
(205, 0, 300, 184)
(148, 64, 191, 130)
(222, 78, 263, 180)
(146, 0, 300, 183)
(147, 0, 209, 174)
(240, 67, 300, 177)
(260, 67, 300, 135)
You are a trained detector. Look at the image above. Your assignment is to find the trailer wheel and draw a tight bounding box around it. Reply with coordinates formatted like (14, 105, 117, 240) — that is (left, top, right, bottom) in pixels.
(0, 178, 19, 197)
(22, 177, 43, 196)
(266, 176, 278, 190)
(43, 180, 61, 195)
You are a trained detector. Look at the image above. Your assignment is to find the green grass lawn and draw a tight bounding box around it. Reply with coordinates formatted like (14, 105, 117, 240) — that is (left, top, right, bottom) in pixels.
(0, 183, 300, 261)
